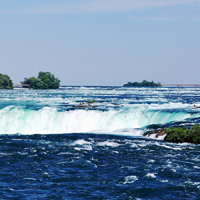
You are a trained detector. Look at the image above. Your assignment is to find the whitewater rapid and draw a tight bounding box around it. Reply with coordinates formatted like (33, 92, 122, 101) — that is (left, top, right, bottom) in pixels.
(0, 86, 200, 135)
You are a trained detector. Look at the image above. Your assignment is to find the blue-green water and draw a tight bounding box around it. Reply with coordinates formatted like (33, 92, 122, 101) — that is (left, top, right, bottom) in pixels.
(0, 86, 200, 199)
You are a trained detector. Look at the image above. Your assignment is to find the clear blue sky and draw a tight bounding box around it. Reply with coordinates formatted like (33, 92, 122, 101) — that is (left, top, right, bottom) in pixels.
(0, 0, 200, 86)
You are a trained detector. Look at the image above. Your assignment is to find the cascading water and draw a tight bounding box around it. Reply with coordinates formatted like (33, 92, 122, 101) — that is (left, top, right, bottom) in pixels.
(1, 86, 200, 199)
(0, 86, 200, 135)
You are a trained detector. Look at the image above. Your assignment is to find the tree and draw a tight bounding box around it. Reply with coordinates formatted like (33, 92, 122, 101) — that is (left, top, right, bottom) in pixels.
(21, 72, 60, 89)
(123, 80, 161, 87)
(21, 76, 37, 88)
(0, 74, 13, 89)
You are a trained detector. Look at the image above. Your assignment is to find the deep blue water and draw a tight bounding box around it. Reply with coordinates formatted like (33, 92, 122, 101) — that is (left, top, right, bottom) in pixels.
(0, 86, 200, 199)
(1, 134, 200, 199)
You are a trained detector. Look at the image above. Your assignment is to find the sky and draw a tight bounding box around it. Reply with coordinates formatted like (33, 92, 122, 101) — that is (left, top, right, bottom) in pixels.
(0, 0, 200, 86)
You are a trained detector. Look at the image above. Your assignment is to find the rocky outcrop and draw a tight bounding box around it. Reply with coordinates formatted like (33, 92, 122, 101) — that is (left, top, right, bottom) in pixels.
(145, 128, 166, 138)
(145, 124, 200, 144)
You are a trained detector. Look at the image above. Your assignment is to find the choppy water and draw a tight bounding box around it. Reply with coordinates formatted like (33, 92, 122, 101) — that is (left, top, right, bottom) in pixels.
(0, 86, 200, 199)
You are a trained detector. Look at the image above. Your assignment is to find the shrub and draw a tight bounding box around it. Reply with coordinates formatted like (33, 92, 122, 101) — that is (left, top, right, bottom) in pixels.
(164, 124, 200, 144)
(0, 74, 13, 89)
(21, 71, 60, 89)
(123, 80, 161, 87)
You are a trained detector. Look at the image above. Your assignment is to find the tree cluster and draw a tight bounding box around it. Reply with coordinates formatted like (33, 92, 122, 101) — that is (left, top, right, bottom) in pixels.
(21, 71, 60, 89)
(123, 80, 161, 87)
(164, 124, 200, 144)
(0, 74, 13, 89)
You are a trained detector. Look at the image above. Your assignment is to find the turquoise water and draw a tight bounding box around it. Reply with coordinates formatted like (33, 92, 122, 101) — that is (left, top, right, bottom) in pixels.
(0, 86, 200, 199)
(0, 86, 200, 135)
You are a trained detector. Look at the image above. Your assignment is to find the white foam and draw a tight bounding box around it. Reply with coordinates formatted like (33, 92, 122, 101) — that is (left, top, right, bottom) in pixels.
(147, 159, 155, 163)
(160, 179, 169, 183)
(145, 173, 156, 178)
(1, 106, 184, 135)
(124, 176, 138, 184)
(72, 139, 93, 151)
(131, 143, 138, 148)
(74, 146, 92, 151)
(97, 141, 120, 147)
(154, 143, 182, 150)
(72, 139, 91, 146)
(147, 133, 166, 140)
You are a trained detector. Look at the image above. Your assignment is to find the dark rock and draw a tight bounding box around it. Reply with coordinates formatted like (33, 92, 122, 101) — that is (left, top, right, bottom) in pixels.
(72, 103, 87, 108)
(146, 128, 166, 138)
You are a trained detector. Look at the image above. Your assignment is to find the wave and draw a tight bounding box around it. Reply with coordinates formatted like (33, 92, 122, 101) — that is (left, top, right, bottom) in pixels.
(0, 106, 199, 135)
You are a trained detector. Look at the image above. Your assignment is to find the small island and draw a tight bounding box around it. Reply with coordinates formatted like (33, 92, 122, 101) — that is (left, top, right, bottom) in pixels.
(21, 71, 60, 89)
(123, 80, 161, 87)
(146, 124, 200, 144)
(0, 74, 13, 89)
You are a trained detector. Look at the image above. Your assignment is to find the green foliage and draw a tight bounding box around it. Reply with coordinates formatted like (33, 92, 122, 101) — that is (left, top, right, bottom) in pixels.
(21, 76, 37, 86)
(87, 100, 96, 104)
(0, 74, 13, 89)
(21, 72, 60, 89)
(188, 124, 200, 144)
(123, 80, 161, 87)
(164, 124, 200, 144)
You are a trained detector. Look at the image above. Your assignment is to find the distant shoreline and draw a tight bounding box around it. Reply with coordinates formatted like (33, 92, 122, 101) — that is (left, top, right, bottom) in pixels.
(12, 84, 200, 88)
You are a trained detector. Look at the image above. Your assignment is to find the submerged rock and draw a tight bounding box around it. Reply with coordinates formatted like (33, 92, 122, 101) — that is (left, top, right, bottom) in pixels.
(72, 103, 87, 108)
